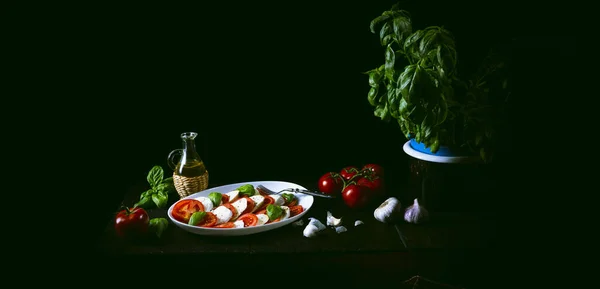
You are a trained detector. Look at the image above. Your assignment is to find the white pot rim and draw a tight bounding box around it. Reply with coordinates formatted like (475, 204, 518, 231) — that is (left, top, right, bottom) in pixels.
(403, 141, 482, 164)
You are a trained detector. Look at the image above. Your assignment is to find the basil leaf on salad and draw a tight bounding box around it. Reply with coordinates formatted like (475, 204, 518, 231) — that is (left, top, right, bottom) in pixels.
(237, 184, 256, 197)
(266, 204, 283, 221)
(208, 192, 222, 206)
(147, 165, 164, 188)
(281, 193, 295, 204)
(188, 211, 207, 226)
(149, 218, 169, 238)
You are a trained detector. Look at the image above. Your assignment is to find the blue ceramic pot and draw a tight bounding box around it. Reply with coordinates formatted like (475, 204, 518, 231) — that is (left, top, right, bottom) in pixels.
(409, 139, 473, 157)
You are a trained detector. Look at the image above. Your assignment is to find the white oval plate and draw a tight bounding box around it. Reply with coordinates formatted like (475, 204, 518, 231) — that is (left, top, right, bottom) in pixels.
(167, 181, 314, 236)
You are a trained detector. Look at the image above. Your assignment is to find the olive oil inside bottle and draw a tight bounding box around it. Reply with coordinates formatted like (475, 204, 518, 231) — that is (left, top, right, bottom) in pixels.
(175, 160, 208, 178)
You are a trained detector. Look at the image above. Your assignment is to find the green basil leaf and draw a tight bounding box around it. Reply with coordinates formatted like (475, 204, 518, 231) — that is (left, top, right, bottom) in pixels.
(140, 188, 154, 200)
(374, 103, 391, 122)
(208, 192, 223, 207)
(236, 184, 255, 197)
(266, 204, 283, 221)
(147, 165, 164, 188)
(370, 14, 390, 34)
(384, 44, 395, 81)
(152, 193, 168, 208)
(149, 218, 169, 238)
(134, 196, 155, 209)
(367, 87, 379, 106)
(380, 22, 392, 46)
(392, 15, 412, 43)
(368, 69, 383, 88)
(188, 211, 207, 226)
(281, 193, 296, 204)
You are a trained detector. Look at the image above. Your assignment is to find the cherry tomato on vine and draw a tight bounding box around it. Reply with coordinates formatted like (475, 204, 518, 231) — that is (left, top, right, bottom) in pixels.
(341, 184, 372, 209)
(340, 166, 360, 181)
(318, 172, 344, 195)
(356, 175, 385, 198)
(362, 164, 384, 178)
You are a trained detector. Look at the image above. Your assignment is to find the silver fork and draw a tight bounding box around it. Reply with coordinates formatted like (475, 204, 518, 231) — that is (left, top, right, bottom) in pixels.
(256, 184, 336, 198)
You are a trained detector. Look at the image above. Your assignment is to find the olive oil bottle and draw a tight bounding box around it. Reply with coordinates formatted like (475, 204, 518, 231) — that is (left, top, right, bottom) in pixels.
(168, 132, 209, 198)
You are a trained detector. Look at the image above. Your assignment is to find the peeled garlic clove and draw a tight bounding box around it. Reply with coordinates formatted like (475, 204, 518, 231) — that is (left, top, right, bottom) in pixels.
(354, 220, 364, 226)
(404, 198, 429, 224)
(303, 224, 320, 238)
(374, 197, 402, 223)
(326, 211, 342, 226)
(334, 226, 347, 234)
(308, 217, 326, 231)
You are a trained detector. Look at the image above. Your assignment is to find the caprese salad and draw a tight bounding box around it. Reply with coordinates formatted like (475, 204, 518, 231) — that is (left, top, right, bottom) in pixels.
(170, 184, 304, 228)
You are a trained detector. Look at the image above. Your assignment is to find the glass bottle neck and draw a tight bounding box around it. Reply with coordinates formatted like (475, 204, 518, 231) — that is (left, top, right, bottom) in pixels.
(182, 138, 200, 160)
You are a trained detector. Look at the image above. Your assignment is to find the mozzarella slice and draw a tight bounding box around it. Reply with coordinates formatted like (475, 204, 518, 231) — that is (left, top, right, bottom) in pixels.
(230, 197, 248, 220)
(256, 214, 269, 225)
(270, 194, 285, 206)
(226, 190, 240, 203)
(280, 205, 290, 220)
(249, 195, 265, 213)
(233, 220, 245, 228)
(212, 205, 233, 225)
(194, 196, 213, 212)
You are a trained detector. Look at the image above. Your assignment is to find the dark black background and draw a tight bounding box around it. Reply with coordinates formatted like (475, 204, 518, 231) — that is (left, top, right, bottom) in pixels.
(9, 0, 574, 246)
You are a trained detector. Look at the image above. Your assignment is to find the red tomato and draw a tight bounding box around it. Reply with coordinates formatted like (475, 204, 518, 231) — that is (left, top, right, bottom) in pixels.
(221, 194, 230, 204)
(318, 172, 344, 195)
(114, 207, 149, 238)
(172, 199, 205, 223)
(257, 195, 274, 211)
(289, 205, 304, 217)
(237, 213, 259, 227)
(340, 166, 360, 181)
(341, 184, 372, 209)
(254, 209, 267, 215)
(362, 164, 384, 178)
(356, 176, 385, 198)
(196, 212, 218, 227)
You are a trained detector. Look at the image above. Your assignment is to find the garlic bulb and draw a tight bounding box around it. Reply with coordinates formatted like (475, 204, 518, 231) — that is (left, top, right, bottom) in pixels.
(326, 211, 342, 226)
(303, 217, 326, 238)
(404, 198, 429, 224)
(374, 197, 402, 223)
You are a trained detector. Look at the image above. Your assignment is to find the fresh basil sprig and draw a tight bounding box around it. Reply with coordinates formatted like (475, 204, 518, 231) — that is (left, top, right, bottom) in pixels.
(148, 218, 169, 238)
(134, 165, 175, 209)
(266, 204, 283, 221)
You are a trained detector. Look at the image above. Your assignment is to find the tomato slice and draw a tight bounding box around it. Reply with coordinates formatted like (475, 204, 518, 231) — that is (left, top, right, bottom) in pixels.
(242, 197, 255, 215)
(223, 203, 238, 219)
(254, 209, 266, 215)
(287, 198, 298, 207)
(172, 199, 205, 223)
(257, 195, 274, 211)
(196, 212, 217, 227)
(237, 213, 258, 227)
(214, 222, 235, 228)
(221, 194, 230, 204)
(289, 205, 304, 217)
